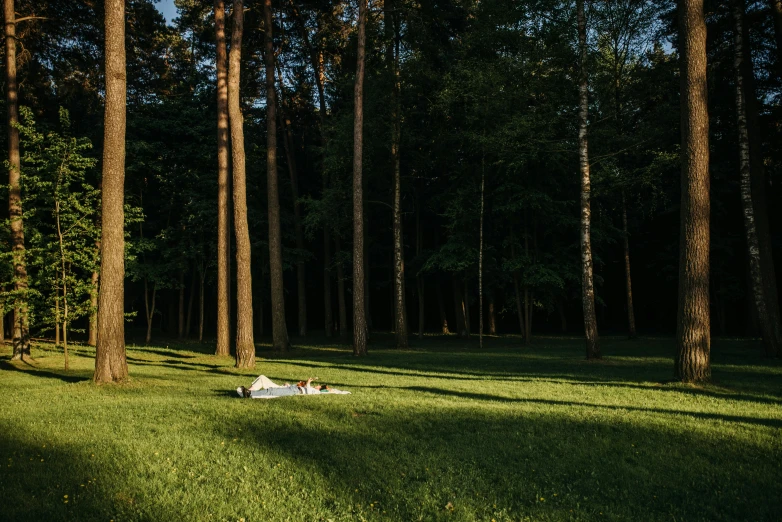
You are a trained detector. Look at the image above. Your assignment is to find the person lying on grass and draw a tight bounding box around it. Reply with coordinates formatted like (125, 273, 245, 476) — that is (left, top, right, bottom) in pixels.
(236, 375, 350, 399)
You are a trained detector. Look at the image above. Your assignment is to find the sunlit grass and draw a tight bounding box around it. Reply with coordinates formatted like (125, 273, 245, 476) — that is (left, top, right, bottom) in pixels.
(1, 334, 780, 521)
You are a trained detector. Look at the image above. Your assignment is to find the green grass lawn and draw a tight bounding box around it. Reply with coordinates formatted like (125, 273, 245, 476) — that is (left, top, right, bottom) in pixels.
(1, 334, 781, 522)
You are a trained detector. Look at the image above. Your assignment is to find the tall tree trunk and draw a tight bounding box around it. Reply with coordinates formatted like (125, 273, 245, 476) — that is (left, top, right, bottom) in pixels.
(742, 4, 782, 357)
(352, 0, 368, 356)
(199, 265, 205, 342)
(55, 288, 61, 346)
(186, 267, 196, 337)
(622, 193, 637, 338)
(437, 279, 449, 334)
(452, 276, 466, 337)
(416, 193, 424, 339)
(178, 270, 185, 339)
(324, 231, 333, 337)
(277, 82, 307, 338)
(335, 237, 348, 342)
(488, 295, 496, 335)
(56, 199, 69, 370)
(675, 0, 711, 382)
(263, 0, 289, 353)
(230, 0, 255, 367)
(144, 278, 156, 345)
(733, 0, 782, 357)
(214, 0, 231, 357)
(5, 0, 29, 360)
(577, 0, 600, 359)
(386, 0, 407, 349)
(94, 0, 128, 383)
(478, 150, 485, 348)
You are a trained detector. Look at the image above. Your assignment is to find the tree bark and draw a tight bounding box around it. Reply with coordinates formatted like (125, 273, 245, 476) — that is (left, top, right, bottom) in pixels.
(88, 268, 99, 346)
(229, 0, 255, 367)
(352, 0, 368, 356)
(622, 192, 637, 338)
(94, 0, 128, 383)
(5, 0, 29, 360)
(214, 0, 231, 357)
(488, 295, 496, 335)
(263, 0, 289, 353)
(732, 0, 782, 357)
(675, 0, 711, 382)
(178, 270, 185, 339)
(577, 0, 600, 359)
(144, 278, 156, 345)
(277, 77, 307, 338)
(335, 237, 348, 342)
(186, 267, 196, 338)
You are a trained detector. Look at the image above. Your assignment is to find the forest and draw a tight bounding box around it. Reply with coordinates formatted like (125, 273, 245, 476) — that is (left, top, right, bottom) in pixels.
(2, 0, 782, 383)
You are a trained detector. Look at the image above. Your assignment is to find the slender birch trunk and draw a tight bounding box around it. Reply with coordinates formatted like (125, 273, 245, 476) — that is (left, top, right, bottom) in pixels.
(732, 0, 782, 357)
(675, 0, 711, 382)
(577, 0, 600, 359)
(214, 0, 231, 357)
(94, 0, 128, 382)
(352, 0, 368, 355)
(229, 0, 255, 367)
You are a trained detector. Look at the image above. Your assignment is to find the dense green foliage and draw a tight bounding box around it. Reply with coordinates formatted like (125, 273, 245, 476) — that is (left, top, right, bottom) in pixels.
(2, 335, 781, 520)
(1, 0, 781, 342)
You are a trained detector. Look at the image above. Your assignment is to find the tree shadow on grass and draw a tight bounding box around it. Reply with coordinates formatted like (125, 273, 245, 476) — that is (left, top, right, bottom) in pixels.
(0, 359, 90, 384)
(221, 403, 782, 521)
(404, 386, 782, 429)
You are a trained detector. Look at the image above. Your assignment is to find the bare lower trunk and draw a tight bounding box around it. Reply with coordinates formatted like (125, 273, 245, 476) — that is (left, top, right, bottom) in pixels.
(178, 270, 185, 339)
(55, 293, 61, 346)
(144, 278, 157, 344)
(199, 267, 205, 342)
(352, 0, 368, 356)
(215, 0, 231, 357)
(263, 0, 288, 354)
(324, 231, 333, 337)
(453, 277, 467, 337)
(488, 295, 496, 335)
(733, 0, 782, 357)
(93, 0, 128, 382)
(437, 281, 449, 334)
(675, 0, 711, 382)
(622, 193, 637, 338)
(185, 268, 196, 337)
(6, 0, 29, 360)
(577, 0, 600, 359)
(335, 237, 348, 342)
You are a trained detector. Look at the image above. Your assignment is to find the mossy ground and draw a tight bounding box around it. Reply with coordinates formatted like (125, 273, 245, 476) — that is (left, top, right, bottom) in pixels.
(1, 334, 780, 521)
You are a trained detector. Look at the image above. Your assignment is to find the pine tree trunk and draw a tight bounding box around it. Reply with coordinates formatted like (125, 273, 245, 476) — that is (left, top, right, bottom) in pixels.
(324, 230, 333, 337)
(488, 295, 496, 335)
(178, 270, 185, 339)
(263, 0, 289, 353)
(199, 266, 205, 342)
(214, 0, 231, 357)
(452, 276, 466, 337)
(622, 192, 637, 338)
(5, 0, 29, 360)
(186, 267, 196, 337)
(675, 0, 711, 382)
(94, 0, 128, 383)
(437, 280, 449, 334)
(741, 6, 782, 357)
(230, 0, 255, 367)
(732, 0, 782, 357)
(335, 237, 348, 342)
(352, 0, 368, 356)
(144, 279, 156, 345)
(577, 0, 600, 359)
(279, 100, 307, 338)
